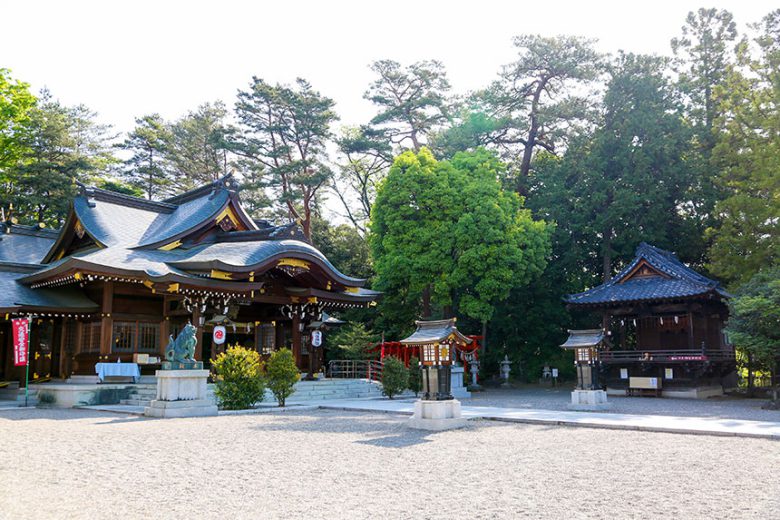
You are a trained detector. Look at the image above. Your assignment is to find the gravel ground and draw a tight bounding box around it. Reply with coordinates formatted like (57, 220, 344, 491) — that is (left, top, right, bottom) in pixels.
(469, 386, 779, 421)
(1, 407, 778, 520)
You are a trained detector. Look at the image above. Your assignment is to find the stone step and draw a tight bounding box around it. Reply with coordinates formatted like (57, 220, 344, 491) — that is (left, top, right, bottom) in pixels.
(119, 399, 152, 406)
(129, 390, 157, 398)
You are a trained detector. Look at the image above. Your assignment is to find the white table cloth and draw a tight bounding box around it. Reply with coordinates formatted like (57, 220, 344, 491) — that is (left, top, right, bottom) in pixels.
(95, 362, 141, 383)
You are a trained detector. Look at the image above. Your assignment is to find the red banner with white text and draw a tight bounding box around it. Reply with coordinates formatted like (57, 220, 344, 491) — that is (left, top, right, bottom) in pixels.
(13, 318, 30, 367)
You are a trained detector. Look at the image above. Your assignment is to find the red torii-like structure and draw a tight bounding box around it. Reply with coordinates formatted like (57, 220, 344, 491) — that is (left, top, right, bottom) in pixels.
(373, 335, 483, 377)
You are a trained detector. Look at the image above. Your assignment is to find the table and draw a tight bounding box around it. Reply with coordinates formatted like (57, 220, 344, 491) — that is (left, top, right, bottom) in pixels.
(95, 362, 141, 383)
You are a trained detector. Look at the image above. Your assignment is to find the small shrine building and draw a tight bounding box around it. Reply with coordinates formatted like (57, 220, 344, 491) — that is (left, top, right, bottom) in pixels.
(0, 176, 378, 386)
(566, 243, 736, 398)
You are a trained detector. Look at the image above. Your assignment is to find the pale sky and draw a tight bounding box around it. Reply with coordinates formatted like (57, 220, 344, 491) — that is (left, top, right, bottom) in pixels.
(2, 0, 775, 136)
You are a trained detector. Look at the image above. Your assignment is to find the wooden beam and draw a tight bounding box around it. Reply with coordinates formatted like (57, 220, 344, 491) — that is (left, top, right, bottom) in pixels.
(99, 282, 114, 358)
(193, 305, 203, 361)
(292, 314, 301, 368)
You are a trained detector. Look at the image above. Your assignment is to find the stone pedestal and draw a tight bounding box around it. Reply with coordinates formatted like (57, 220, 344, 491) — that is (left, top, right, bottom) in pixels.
(568, 389, 611, 411)
(408, 399, 467, 431)
(450, 366, 471, 399)
(144, 370, 217, 418)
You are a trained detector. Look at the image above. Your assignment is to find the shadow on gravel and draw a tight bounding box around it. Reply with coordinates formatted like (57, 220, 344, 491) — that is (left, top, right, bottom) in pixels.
(0, 408, 152, 423)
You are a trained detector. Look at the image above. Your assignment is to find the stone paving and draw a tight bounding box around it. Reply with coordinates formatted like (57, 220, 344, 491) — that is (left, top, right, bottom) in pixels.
(469, 386, 779, 422)
(317, 398, 780, 439)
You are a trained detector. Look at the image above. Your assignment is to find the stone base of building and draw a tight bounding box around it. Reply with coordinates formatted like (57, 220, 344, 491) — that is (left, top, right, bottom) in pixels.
(143, 369, 217, 418)
(606, 385, 724, 399)
(33, 383, 136, 408)
(568, 389, 611, 411)
(408, 399, 467, 431)
(144, 398, 217, 418)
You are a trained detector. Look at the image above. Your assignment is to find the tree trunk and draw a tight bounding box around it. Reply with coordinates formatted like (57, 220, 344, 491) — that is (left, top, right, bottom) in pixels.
(517, 79, 547, 193)
(421, 285, 432, 318)
(747, 351, 755, 398)
(602, 229, 613, 283)
(410, 130, 421, 152)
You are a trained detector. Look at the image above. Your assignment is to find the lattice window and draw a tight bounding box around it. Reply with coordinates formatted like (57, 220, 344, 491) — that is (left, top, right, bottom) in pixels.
(79, 322, 101, 353)
(258, 323, 275, 355)
(64, 320, 79, 354)
(111, 321, 160, 354)
(112, 321, 136, 352)
(138, 323, 160, 353)
(301, 334, 309, 355)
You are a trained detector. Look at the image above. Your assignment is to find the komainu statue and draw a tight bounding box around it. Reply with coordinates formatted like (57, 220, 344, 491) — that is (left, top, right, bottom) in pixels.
(165, 323, 198, 364)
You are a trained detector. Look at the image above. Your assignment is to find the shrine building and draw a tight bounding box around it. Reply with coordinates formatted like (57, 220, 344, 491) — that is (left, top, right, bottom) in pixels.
(0, 176, 378, 386)
(566, 243, 736, 398)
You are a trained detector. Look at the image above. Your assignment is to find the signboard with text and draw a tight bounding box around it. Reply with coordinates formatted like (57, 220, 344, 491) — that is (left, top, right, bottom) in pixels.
(12, 318, 30, 367)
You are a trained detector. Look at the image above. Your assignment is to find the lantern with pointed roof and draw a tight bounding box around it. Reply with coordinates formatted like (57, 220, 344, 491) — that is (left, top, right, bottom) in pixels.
(560, 329, 604, 390)
(400, 318, 472, 400)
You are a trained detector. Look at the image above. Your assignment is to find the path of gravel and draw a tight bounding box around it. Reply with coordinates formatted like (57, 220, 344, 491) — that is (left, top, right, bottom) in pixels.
(1, 407, 777, 519)
(469, 386, 779, 421)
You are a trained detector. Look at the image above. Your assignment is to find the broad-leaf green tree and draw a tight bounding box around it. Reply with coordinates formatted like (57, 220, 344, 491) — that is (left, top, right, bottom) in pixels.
(728, 267, 780, 396)
(0, 69, 36, 175)
(370, 148, 550, 338)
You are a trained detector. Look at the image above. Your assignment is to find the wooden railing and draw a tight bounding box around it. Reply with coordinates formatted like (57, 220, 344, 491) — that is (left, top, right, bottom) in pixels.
(599, 349, 735, 363)
(327, 360, 384, 382)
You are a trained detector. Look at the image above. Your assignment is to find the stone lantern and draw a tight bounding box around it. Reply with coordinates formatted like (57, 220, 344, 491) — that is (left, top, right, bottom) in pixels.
(402, 319, 471, 430)
(560, 329, 610, 410)
(419, 340, 453, 400)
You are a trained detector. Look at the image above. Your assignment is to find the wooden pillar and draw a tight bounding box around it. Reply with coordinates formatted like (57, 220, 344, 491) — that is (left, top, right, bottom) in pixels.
(292, 314, 301, 368)
(58, 319, 67, 378)
(308, 326, 323, 378)
(99, 282, 114, 358)
(274, 321, 284, 351)
(161, 295, 171, 356)
(193, 305, 203, 361)
(687, 310, 694, 350)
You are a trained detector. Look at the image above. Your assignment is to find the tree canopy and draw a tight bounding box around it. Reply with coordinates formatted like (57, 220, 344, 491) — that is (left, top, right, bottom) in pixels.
(370, 148, 550, 335)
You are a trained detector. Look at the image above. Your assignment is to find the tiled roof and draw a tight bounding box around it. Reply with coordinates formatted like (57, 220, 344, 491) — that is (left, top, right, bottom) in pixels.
(566, 243, 729, 306)
(0, 263, 98, 312)
(4, 175, 376, 309)
(400, 319, 473, 346)
(560, 329, 604, 349)
(0, 224, 58, 264)
(169, 240, 364, 285)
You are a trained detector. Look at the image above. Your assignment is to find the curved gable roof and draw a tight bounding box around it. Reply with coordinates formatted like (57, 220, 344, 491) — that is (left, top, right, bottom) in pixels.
(566, 243, 729, 306)
(168, 239, 366, 286)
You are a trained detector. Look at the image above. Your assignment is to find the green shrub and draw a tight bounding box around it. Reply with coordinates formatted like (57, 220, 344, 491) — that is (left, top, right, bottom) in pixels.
(408, 356, 422, 396)
(329, 322, 378, 359)
(211, 345, 266, 410)
(381, 356, 408, 399)
(267, 348, 300, 407)
(37, 392, 56, 405)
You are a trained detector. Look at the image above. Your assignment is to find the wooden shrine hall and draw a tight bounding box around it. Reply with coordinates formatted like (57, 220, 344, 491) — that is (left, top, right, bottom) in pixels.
(566, 243, 736, 398)
(0, 176, 378, 386)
